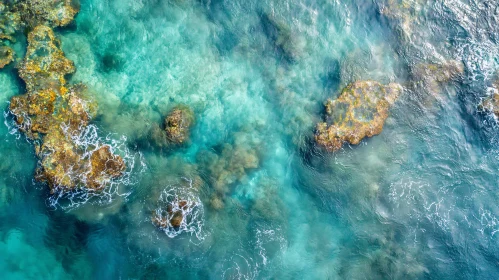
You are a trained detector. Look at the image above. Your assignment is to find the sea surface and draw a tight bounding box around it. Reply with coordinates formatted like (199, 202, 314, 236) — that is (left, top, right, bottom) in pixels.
(1, 0, 499, 279)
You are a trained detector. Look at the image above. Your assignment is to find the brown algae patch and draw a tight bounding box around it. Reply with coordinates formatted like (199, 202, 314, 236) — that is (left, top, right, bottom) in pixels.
(315, 80, 403, 152)
(9, 25, 126, 193)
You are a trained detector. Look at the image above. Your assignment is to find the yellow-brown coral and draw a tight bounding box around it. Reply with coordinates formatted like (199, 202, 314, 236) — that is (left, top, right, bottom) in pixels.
(315, 81, 402, 152)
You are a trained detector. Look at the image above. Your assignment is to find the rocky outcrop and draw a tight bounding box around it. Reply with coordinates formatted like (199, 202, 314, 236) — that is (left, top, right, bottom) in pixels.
(315, 81, 403, 152)
(9, 26, 125, 192)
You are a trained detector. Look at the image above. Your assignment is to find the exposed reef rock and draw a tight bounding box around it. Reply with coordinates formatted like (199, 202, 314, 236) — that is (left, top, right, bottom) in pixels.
(150, 180, 204, 238)
(153, 199, 193, 228)
(9, 26, 125, 192)
(315, 81, 403, 152)
(150, 105, 194, 148)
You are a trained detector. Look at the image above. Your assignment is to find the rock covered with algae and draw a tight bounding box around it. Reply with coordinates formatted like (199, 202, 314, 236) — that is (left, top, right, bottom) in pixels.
(150, 105, 195, 148)
(163, 105, 194, 144)
(9, 25, 125, 192)
(315, 81, 403, 152)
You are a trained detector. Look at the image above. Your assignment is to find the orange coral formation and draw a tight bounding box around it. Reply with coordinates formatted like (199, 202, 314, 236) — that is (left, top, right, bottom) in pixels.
(315, 81, 403, 152)
(9, 25, 125, 192)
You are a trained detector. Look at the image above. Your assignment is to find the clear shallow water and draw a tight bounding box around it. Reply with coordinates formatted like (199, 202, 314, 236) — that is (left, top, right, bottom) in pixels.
(2, 0, 499, 279)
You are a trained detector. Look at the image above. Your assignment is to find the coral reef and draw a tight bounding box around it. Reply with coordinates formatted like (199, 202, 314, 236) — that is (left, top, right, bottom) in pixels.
(149, 105, 195, 148)
(9, 25, 125, 192)
(197, 132, 261, 209)
(315, 81, 403, 152)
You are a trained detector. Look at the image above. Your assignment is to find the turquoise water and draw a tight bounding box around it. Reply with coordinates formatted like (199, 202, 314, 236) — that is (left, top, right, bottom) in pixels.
(2, 0, 499, 279)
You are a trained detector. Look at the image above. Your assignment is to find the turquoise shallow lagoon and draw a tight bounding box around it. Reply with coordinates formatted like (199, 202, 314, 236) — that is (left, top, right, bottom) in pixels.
(2, 0, 499, 279)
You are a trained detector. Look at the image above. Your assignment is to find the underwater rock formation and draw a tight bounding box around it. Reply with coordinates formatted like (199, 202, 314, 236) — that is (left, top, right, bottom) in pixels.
(153, 199, 192, 228)
(315, 81, 403, 152)
(9, 25, 125, 192)
(410, 60, 464, 91)
(0, 46, 13, 68)
(150, 105, 195, 148)
(261, 12, 304, 62)
(197, 133, 260, 209)
(164, 105, 194, 144)
(379, 0, 428, 39)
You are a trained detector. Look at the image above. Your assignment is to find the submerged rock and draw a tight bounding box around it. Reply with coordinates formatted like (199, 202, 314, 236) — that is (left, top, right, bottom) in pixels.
(411, 60, 464, 91)
(261, 12, 304, 62)
(315, 81, 403, 152)
(0, 46, 13, 68)
(380, 0, 429, 39)
(164, 105, 194, 144)
(197, 133, 260, 209)
(9, 26, 125, 192)
(149, 105, 194, 148)
(152, 199, 192, 228)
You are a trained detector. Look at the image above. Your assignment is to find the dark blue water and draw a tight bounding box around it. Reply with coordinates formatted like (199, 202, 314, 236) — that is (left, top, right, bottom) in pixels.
(2, 0, 499, 279)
